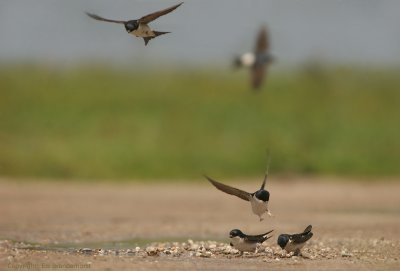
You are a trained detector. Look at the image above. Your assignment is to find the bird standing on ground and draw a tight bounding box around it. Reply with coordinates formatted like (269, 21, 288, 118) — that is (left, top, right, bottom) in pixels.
(277, 225, 314, 255)
(86, 2, 183, 45)
(229, 229, 274, 253)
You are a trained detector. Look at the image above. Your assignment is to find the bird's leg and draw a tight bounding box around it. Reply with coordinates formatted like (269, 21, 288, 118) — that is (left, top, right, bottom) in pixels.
(267, 210, 274, 217)
(259, 216, 264, 222)
(294, 249, 301, 256)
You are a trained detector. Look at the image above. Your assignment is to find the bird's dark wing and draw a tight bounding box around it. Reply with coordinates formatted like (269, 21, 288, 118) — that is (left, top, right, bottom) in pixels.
(204, 175, 251, 201)
(85, 12, 126, 24)
(138, 2, 183, 24)
(251, 64, 267, 90)
(290, 228, 313, 244)
(245, 229, 274, 242)
(254, 26, 269, 54)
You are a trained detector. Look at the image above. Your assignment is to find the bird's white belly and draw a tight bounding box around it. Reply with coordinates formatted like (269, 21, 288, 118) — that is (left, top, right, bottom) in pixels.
(131, 24, 154, 37)
(240, 53, 256, 67)
(230, 237, 257, 252)
(284, 240, 305, 253)
(250, 196, 268, 216)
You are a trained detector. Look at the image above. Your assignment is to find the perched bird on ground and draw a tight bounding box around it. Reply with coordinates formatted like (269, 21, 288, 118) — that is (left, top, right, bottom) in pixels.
(204, 152, 273, 221)
(229, 229, 274, 253)
(277, 225, 313, 255)
(234, 26, 274, 90)
(86, 2, 183, 45)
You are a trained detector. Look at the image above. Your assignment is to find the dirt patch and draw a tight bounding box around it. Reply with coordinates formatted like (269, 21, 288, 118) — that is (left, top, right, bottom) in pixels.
(1, 178, 399, 270)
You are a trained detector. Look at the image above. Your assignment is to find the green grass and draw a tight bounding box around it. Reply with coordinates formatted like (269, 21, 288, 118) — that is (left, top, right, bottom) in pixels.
(0, 64, 399, 180)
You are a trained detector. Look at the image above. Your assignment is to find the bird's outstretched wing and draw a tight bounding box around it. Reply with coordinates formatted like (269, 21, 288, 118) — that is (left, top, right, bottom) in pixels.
(139, 2, 183, 24)
(255, 26, 269, 54)
(85, 12, 126, 24)
(290, 225, 313, 244)
(204, 175, 251, 201)
(245, 229, 274, 242)
(251, 64, 266, 90)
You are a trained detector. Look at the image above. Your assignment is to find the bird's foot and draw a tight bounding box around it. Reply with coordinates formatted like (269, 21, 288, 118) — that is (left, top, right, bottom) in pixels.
(259, 217, 264, 222)
(267, 211, 274, 217)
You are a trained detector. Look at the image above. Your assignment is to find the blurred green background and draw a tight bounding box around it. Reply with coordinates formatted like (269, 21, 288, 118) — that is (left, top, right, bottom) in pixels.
(1, 65, 399, 180)
(1, 1, 400, 181)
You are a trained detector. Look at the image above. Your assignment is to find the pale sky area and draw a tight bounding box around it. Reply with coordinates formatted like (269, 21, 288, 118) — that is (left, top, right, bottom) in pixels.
(0, 0, 399, 68)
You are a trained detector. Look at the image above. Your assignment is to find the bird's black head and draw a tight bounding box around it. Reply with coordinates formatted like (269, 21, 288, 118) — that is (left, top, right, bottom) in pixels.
(277, 234, 289, 249)
(229, 229, 245, 238)
(124, 20, 139, 33)
(255, 190, 270, 202)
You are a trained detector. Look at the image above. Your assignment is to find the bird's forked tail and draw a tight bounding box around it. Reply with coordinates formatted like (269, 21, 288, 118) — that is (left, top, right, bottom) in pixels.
(143, 31, 170, 45)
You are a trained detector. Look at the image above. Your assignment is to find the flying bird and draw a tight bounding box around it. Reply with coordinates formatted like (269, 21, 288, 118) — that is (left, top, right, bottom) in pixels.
(229, 229, 274, 253)
(277, 225, 314, 255)
(86, 2, 183, 45)
(234, 26, 274, 90)
(204, 152, 273, 221)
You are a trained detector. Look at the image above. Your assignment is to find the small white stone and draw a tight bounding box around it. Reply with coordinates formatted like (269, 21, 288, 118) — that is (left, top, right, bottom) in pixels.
(208, 244, 216, 249)
(191, 244, 199, 250)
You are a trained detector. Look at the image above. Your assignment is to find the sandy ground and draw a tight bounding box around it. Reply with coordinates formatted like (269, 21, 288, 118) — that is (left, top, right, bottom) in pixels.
(0, 177, 399, 270)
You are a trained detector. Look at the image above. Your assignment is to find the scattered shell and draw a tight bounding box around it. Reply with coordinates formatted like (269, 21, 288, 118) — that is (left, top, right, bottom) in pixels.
(145, 246, 158, 256)
(79, 248, 93, 254)
(341, 250, 353, 257)
(97, 248, 106, 256)
(3, 239, 397, 263)
(301, 252, 314, 259)
(190, 244, 199, 251)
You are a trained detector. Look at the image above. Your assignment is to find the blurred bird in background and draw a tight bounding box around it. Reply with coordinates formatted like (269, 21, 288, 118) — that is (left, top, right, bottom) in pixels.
(234, 26, 274, 90)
